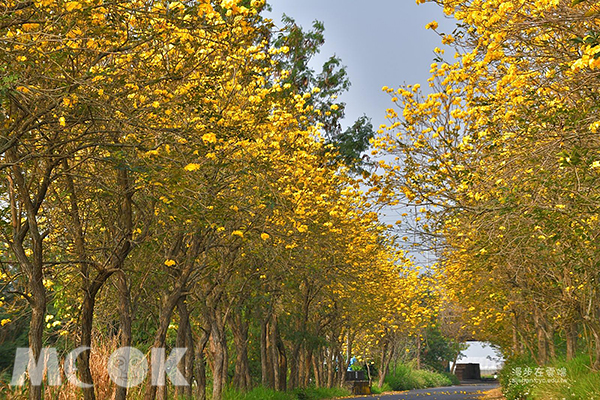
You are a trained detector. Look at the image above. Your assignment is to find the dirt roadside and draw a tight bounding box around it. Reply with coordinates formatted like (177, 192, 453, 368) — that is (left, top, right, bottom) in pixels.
(481, 387, 505, 399)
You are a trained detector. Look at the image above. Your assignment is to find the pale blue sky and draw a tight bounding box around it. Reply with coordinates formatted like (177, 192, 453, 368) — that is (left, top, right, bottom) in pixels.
(265, 0, 456, 134)
(265, 0, 457, 233)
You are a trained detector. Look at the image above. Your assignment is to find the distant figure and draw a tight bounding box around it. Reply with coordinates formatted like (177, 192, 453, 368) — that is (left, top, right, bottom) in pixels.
(348, 356, 358, 371)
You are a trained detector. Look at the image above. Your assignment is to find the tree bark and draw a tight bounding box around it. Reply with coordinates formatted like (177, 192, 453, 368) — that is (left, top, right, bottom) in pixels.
(114, 271, 132, 400)
(230, 309, 252, 391)
(276, 330, 287, 391)
(194, 329, 209, 400)
(175, 298, 194, 399)
(289, 343, 302, 390)
(144, 234, 203, 400)
(303, 347, 312, 388)
(533, 309, 548, 365)
(566, 321, 578, 361)
(28, 280, 46, 400)
(378, 339, 393, 388)
(312, 348, 322, 388)
(269, 317, 281, 391)
(261, 316, 274, 388)
(326, 348, 335, 388)
(209, 319, 228, 400)
(7, 151, 53, 400)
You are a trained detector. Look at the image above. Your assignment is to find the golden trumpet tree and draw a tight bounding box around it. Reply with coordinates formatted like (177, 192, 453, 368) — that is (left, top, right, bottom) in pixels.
(374, 0, 600, 366)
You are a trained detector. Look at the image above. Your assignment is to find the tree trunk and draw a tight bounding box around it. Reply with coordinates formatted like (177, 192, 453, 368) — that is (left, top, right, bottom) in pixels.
(144, 235, 202, 400)
(144, 289, 185, 400)
(175, 298, 194, 399)
(269, 317, 282, 391)
(416, 334, 421, 370)
(114, 271, 132, 400)
(28, 281, 46, 400)
(303, 347, 312, 388)
(276, 331, 287, 391)
(7, 154, 52, 400)
(512, 320, 520, 357)
(209, 321, 228, 400)
(183, 315, 195, 399)
(194, 329, 209, 400)
(312, 348, 322, 388)
(261, 316, 274, 388)
(378, 340, 393, 388)
(79, 275, 112, 400)
(566, 322, 578, 361)
(326, 348, 335, 388)
(533, 309, 548, 365)
(230, 309, 252, 391)
(546, 326, 556, 361)
(289, 343, 302, 390)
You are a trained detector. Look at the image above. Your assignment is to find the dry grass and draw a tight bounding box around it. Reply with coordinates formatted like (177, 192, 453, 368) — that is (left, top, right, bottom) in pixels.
(0, 336, 140, 400)
(480, 387, 506, 400)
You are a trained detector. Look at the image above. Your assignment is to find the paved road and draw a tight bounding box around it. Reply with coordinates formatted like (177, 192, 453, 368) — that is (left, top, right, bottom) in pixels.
(348, 383, 499, 400)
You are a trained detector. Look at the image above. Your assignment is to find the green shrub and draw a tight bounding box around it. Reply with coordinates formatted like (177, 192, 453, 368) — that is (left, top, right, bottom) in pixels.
(532, 355, 600, 400)
(371, 382, 392, 394)
(384, 363, 454, 391)
(499, 356, 537, 400)
(443, 372, 461, 385)
(499, 354, 600, 400)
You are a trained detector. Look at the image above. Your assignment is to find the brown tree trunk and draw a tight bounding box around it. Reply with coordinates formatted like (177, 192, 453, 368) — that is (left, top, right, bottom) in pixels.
(378, 339, 393, 388)
(114, 271, 132, 400)
(209, 320, 228, 400)
(144, 235, 202, 400)
(144, 290, 184, 400)
(566, 322, 578, 361)
(303, 347, 312, 388)
(276, 332, 287, 391)
(533, 309, 548, 365)
(7, 153, 53, 400)
(416, 334, 421, 370)
(79, 272, 113, 400)
(261, 316, 274, 388)
(194, 329, 209, 400)
(175, 298, 194, 399)
(312, 348, 322, 388)
(269, 316, 282, 391)
(289, 343, 302, 390)
(546, 326, 556, 361)
(28, 280, 46, 400)
(230, 309, 252, 391)
(512, 321, 520, 357)
(326, 348, 335, 388)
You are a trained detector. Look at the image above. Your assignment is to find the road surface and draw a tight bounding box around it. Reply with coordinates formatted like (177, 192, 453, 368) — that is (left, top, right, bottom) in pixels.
(348, 383, 499, 400)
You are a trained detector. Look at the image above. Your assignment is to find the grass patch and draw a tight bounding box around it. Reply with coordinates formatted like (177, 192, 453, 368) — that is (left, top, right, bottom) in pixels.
(371, 382, 392, 394)
(384, 363, 454, 391)
(500, 354, 600, 400)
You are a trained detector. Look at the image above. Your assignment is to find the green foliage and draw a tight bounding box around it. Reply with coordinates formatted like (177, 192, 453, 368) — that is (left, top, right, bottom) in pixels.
(442, 372, 461, 386)
(272, 15, 374, 171)
(499, 356, 537, 400)
(499, 355, 600, 400)
(384, 363, 454, 391)
(371, 382, 392, 394)
(420, 326, 462, 373)
(328, 115, 375, 173)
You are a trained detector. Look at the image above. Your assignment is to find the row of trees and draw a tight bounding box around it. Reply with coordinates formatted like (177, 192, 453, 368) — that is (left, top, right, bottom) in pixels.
(374, 0, 600, 368)
(0, 0, 435, 399)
